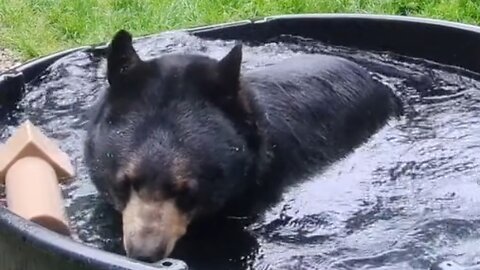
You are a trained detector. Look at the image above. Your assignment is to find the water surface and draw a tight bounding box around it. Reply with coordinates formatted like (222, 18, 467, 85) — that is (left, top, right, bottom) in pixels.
(1, 32, 480, 270)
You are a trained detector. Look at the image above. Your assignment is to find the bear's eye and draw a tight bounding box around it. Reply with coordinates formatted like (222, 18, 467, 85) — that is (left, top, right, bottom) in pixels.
(130, 176, 145, 192)
(115, 174, 130, 189)
(175, 189, 198, 212)
(163, 178, 198, 212)
(113, 176, 132, 202)
(115, 172, 144, 191)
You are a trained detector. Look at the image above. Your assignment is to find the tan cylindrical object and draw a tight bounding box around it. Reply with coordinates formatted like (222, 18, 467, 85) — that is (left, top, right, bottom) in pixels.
(5, 156, 70, 236)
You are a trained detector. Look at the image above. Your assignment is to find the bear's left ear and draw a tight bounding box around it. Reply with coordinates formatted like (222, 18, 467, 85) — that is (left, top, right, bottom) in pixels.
(218, 44, 243, 89)
(107, 29, 141, 86)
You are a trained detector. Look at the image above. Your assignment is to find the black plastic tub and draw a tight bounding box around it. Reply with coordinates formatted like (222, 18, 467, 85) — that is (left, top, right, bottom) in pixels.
(1, 13, 480, 270)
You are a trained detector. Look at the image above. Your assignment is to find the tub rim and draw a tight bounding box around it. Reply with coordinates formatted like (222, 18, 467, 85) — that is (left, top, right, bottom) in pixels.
(6, 13, 480, 83)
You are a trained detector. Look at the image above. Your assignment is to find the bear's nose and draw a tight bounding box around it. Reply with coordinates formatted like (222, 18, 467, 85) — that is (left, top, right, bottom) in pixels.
(133, 256, 157, 264)
(124, 237, 169, 263)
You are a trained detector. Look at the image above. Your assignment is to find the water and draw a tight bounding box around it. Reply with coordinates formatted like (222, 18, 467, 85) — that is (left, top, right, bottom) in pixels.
(1, 32, 480, 270)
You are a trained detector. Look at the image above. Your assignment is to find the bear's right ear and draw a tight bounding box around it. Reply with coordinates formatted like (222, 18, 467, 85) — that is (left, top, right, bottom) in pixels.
(106, 29, 141, 86)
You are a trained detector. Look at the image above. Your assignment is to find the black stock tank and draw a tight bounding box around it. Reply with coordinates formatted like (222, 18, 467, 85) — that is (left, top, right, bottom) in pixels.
(1, 14, 480, 270)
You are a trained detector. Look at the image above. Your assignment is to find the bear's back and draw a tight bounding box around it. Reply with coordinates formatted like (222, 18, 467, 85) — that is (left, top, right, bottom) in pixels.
(241, 54, 402, 195)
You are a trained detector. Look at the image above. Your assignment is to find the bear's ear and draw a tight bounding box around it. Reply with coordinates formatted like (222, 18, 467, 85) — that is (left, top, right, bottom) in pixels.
(217, 44, 243, 90)
(106, 29, 141, 86)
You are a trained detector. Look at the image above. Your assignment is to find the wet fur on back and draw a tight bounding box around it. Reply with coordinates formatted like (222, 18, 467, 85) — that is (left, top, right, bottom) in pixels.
(222, 55, 404, 216)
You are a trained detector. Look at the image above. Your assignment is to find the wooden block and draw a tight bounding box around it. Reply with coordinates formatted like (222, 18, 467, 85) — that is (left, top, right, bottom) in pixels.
(0, 120, 75, 183)
(0, 120, 74, 235)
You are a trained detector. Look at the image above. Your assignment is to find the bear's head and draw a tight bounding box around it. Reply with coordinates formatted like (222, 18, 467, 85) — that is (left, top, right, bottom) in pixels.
(99, 30, 261, 262)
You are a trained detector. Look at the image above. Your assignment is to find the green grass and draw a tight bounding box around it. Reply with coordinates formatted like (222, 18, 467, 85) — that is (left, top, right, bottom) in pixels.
(1, 0, 480, 60)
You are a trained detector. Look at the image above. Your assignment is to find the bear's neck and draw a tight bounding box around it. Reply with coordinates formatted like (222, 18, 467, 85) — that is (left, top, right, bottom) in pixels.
(215, 81, 285, 219)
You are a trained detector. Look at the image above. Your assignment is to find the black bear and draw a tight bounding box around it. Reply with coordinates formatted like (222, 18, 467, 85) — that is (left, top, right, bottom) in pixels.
(84, 29, 403, 262)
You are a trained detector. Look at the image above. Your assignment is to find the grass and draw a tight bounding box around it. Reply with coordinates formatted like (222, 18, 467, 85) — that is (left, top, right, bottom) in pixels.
(1, 0, 480, 60)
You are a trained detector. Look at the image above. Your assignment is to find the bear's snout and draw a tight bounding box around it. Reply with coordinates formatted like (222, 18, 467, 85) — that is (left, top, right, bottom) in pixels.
(124, 236, 171, 263)
(122, 192, 189, 262)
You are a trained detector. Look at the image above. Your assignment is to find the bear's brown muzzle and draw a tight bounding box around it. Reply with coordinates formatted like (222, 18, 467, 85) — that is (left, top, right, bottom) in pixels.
(122, 191, 190, 262)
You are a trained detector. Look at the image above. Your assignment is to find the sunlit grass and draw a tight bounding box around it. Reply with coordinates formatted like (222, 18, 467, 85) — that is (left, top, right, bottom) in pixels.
(1, 0, 479, 60)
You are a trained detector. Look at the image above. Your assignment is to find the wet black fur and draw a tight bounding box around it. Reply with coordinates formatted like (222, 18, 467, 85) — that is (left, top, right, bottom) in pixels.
(84, 30, 403, 225)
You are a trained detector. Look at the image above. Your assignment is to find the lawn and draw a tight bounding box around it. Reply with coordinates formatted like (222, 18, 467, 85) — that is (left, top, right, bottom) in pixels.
(1, 0, 480, 60)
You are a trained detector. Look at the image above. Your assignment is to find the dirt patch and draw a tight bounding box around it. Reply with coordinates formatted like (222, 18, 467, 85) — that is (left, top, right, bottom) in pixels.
(0, 48, 20, 72)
